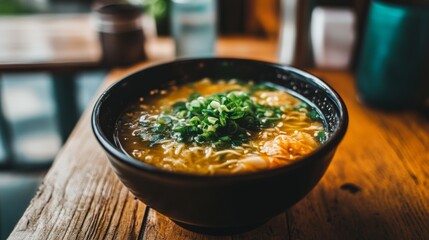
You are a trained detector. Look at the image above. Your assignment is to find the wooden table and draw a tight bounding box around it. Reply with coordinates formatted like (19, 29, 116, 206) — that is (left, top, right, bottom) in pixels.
(0, 14, 100, 72)
(9, 37, 429, 239)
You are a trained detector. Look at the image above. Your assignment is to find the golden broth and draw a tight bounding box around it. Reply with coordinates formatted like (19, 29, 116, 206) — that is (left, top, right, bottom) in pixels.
(116, 79, 326, 175)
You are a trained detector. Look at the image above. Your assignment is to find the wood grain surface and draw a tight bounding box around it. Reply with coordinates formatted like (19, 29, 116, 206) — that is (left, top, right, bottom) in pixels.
(0, 14, 101, 72)
(8, 38, 429, 239)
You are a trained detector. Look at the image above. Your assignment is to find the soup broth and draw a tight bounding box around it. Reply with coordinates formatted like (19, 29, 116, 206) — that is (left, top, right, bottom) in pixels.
(116, 79, 327, 175)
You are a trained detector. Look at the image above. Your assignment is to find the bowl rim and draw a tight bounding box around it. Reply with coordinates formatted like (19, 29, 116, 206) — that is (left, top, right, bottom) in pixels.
(91, 57, 348, 180)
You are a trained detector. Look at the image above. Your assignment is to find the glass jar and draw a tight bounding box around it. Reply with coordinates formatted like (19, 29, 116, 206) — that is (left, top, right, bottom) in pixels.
(171, 0, 217, 58)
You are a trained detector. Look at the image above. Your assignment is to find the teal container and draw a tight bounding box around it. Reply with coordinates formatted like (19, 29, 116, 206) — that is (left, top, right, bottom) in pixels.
(357, 0, 429, 108)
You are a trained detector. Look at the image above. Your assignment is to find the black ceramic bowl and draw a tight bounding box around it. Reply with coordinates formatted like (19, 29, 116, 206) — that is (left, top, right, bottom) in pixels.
(92, 58, 348, 234)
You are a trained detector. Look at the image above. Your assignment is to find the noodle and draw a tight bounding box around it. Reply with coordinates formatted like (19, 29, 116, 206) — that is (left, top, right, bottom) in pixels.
(116, 79, 326, 175)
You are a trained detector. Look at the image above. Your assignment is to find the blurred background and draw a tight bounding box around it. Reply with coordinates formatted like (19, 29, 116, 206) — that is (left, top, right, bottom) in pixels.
(1, 0, 428, 239)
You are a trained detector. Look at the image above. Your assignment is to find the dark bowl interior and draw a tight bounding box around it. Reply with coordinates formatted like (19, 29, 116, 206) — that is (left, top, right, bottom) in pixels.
(92, 58, 348, 234)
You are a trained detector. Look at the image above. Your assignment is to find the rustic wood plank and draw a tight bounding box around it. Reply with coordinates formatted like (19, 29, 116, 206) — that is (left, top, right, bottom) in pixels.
(286, 71, 429, 239)
(143, 210, 289, 240)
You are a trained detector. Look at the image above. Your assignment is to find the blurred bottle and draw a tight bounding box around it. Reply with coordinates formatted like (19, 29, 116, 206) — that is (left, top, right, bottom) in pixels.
(94, 3, 146, 67)
(356, 0, 429, 108)
(278, 0, 314, 67)
(171, 0, 216, 58)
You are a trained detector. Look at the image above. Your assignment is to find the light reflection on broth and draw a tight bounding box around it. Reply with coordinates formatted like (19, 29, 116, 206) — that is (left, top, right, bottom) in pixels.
(116, 78, 326, 175)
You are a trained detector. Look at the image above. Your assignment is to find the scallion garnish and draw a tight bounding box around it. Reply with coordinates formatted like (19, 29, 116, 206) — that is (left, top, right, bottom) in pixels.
(139, 86, 283, 149)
